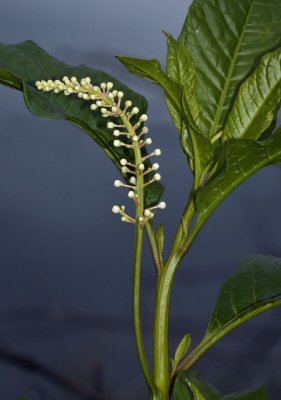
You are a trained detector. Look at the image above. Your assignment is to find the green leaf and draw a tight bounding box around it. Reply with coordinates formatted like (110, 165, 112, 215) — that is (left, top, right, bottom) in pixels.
(171, 334, 192, 374)
(117, 54, 191, 154)
(0, 41, 163, 207)
(179, 0, 281, 138)
(173, 372, 265, 400)
(222, 386, 266, 400)
(173, 372, 195, 400)
(179, 256, 281, 370)
(196, 126, 281, 222)
(205, 255, 281, 340)
(223, 48, 281, 141)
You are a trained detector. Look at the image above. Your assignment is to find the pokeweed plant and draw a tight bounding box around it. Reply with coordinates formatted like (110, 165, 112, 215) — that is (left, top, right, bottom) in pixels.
(0, 0, 281, 399)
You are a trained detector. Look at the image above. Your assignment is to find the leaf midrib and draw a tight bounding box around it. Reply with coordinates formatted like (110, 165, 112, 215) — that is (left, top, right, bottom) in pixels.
(210, 0, 255, 138)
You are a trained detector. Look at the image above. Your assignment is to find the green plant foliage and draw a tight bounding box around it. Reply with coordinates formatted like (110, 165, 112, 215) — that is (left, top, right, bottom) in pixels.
(196, 126, 281, 221)
(179, 0, 281, 138)
(223, 48, 281, 141)
(173, 372, 266, 400)
(171, 334, 192, 374)
(0, 41, 163, 207)
(204, 255, 281, 340)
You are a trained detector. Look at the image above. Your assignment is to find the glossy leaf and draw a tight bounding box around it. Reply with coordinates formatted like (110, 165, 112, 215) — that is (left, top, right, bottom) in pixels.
(205, 255, 281, 340)
(196, 126, 281, 221)
(0, 41, 163, 207)
(223, 48, 281, 141)
(179, 0, 281, 138)
(173, 372, 265, 400)
(173, 372, 194, 400)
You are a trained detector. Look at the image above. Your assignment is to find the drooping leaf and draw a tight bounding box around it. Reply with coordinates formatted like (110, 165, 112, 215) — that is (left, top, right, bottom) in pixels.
(0, 41, 163, 207)
(196, 126, 281, 222)
(223, 48, 281, 141)
(171, 334, 192, 374)
(117, 54, 192, 155)
(179, 0, 281, 138)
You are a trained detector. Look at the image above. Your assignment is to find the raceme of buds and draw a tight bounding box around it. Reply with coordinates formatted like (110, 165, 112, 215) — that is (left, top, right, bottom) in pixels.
(35, 77, 166, 225)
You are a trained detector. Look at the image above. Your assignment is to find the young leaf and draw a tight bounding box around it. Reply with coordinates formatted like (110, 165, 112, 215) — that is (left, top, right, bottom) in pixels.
(0, 41, 163, 207)
(171, 334, 191, 374)
(223, 48, 281, 141)
(196, 126, 281, 222)
(179, 0, 281, 138)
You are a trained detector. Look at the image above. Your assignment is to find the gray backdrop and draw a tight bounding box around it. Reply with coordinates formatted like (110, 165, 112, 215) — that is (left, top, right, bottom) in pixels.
(0, 1, 280, 399)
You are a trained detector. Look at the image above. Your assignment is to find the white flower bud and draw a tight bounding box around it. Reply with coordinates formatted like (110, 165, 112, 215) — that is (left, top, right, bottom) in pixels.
(117, 91, 124, 98)
(121, 166, 128, 174)
(82, 93, 90, 100)
(144, 209, 151, 217)
(132, 135, 138, 142)
(120, 159, 127, 166)
(138, 163, 145, 171)
(96, 101, 103, 107)
(101, 108, 107, 114)
(113, 140, 121, 147)
(125, 100, 132, 107)
(131, 107, 139, 114)
(113, 130, 120, 137)
(140, 114, 148, 122)
(71, 77, 77, 83)
(112, 205, 121, 214)
(90, 94, 96, 100)
(107, 82, 114, 89)
(142, 127, 149, 134)
(111, 106, 118, 113)
(112, 90, 118, 96)
(78, 92, 83, 98)
(154, 173, 161, 181)
(54, 88, 60, 93)
(138, 217, 144, 223)
(121, 216, 127, 222)
(158, 201, 166, 209)
(114, 180, 123, 187)
(100, 82, 106, 89)
(152, 163, 159, 170)
(107, 122, 115, 129)
(145, 138, 152, 145)
(154, 149, 161, 156)
(90, 104, 97, 110)
(128, 191, 135, 199)
(129, 176, 137, 185)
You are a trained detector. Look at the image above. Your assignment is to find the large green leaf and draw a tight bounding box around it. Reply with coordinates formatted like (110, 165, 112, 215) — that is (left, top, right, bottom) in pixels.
(205, 255, 281, 338)
(223, 48, 281, 141)
(196, 126, 281, 222)
(179, 256, 281, 375)
(173, 372, 265, 400)
(0, 41, 163, 207)
(179, 0, 281, 138)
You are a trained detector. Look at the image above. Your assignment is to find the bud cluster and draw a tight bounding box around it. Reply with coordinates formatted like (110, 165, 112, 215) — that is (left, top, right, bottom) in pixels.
(35, 76, 166, 225)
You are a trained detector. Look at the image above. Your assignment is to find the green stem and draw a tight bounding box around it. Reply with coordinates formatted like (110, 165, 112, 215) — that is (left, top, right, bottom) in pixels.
(133, 224, 155, 393)
(146, 221, 162, 272)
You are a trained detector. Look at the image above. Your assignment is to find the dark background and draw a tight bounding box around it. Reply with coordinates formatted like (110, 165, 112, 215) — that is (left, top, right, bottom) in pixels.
(0, 1, 281, 399)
